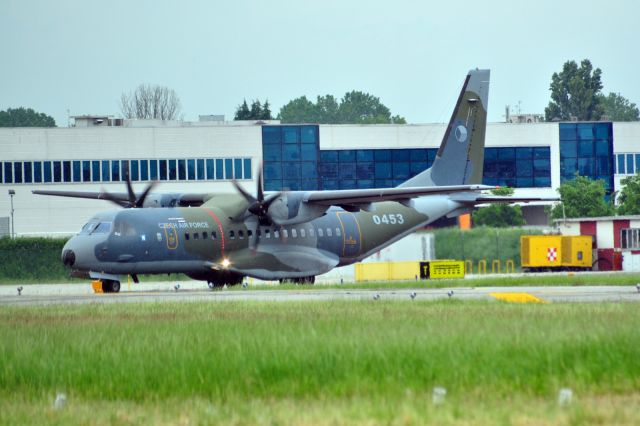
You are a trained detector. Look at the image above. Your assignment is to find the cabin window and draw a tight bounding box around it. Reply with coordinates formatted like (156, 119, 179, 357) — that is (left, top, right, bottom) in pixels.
(156, 232, 162, 242)
(239, 230, 244, 239)
(283, 229, 289, 238)
(203, 232, 208, 239)
(274, 230, 280, 239)
(318, 228, 323, 237)
(211, 231, 217, 240)
(327, 228, 332, 237)
(257, 229, 262, 237)
(309, 228, 314, 237)
(247, 230, 253, 237)
(265, 229, 270, 238)
(336, 228, 341, 237)
(291, 229, 297, 238)
(193, 232, 199, 240)
(300, 229, 306, 238)
(185, 233, 190, 240)
(229, 230, 235, 239)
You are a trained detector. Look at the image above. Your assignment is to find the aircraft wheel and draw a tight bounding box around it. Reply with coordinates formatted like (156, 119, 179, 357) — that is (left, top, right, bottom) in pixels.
(101, 279, 121, 293)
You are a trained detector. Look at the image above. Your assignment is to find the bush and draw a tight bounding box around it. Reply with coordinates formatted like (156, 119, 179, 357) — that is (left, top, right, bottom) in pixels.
(0, 237, 70, 282)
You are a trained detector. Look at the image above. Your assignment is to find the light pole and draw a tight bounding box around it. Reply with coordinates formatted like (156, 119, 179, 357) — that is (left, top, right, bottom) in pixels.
(8, 189, 15, 238)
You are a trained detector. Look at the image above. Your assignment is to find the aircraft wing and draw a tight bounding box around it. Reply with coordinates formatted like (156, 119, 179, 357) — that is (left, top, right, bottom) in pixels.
(303, 184, 496, 206)
(451, 194, 560, 205)
(32, 189, 210, 207)
(32, 190, 130, 205)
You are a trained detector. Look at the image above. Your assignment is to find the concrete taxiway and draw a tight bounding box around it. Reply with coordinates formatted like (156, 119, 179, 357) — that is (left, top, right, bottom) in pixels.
(1, 281, 639, 306)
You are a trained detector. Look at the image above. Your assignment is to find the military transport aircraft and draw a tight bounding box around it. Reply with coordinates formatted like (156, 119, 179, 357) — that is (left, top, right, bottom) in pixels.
(34, 69, 553, 292)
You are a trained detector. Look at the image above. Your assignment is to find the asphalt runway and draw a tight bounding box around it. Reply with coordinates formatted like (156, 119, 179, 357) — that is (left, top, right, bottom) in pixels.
(1, 282, 639, 306)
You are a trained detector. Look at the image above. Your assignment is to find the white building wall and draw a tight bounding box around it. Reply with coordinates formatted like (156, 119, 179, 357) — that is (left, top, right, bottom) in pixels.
(596, 221, 614, 248)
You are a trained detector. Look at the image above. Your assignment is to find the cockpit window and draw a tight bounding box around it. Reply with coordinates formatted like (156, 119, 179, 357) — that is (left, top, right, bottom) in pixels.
(79, 222, 97, 234)
(92, 222, 112, 234)
(113, 219, 136, 237)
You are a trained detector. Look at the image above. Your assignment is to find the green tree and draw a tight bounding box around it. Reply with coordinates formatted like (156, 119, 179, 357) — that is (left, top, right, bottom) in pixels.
(617, 174, 640, 215)
(545, 59, 604, 121)
(278, 91, 406, 124)
(0, 107, 56, 127)
(550, 174, 614, 220)
(598, 92, 639, 121)
(250, 100, 262, 119)
(234, 100, 250, 120)
(260, 100, 272, 120)
(472, 187, 525, 227)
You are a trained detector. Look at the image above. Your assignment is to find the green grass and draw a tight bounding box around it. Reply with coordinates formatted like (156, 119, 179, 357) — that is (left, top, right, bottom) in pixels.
(1, 300, 640, 424)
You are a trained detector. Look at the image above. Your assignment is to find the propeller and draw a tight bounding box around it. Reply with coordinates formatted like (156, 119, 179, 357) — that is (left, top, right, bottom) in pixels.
(231, 163, 282, 251)
(102, 162, 157, 208)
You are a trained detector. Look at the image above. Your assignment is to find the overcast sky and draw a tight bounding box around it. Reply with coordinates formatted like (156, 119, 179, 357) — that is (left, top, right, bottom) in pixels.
(1, 0, 638, 126)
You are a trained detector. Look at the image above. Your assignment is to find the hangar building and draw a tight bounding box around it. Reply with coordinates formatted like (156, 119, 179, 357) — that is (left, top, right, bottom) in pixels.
(1, 117, 639, 236)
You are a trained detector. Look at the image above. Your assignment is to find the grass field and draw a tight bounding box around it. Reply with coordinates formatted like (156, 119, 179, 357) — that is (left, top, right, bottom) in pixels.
(2, 300, 640, 424)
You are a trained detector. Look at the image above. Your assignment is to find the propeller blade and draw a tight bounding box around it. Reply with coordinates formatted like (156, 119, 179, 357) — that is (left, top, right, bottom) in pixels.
(135, 182, 157, 208)
(123, 162, 137, 206)
(256, 163, 264, 202)
(100, 188, 130, 208)
(231, 179, 256, 204)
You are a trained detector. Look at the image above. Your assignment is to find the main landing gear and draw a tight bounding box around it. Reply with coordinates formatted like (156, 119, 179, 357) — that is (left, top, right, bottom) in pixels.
(101, 279, 121, 293)
(279, 276, 315, 285)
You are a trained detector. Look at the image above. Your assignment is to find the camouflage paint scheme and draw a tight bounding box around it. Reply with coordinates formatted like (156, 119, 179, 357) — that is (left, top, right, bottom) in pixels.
(58, 69, 505, 288)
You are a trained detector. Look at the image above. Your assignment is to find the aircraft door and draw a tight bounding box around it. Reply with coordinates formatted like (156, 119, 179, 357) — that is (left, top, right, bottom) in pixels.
(336, 212, 362, 258)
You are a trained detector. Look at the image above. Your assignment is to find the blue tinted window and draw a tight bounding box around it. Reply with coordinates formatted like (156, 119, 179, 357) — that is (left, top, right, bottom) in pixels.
(265, 180, 282, 191)
(205, 159, 214, 179)
(319, 163, 338, 179)
(559, 124, 577, 140)
(131, 160, 140, 181)
(560, 140, 577, 158)
(34, 162, 42, 183)
(561, 158, 577, 179)
(44, 162, 52, 182)
(596, 156, 611, 177)
(244, 159, 252, 179)
(533, 147, 550, 159)
(82, 161, 91, 182)
(150, 160, 158, 180)
(595, 140, 610, 157)
(91, 161, 100, 182)
(23, 162, 32, 183)
(516, 177, 533, 187)
(72, 161, 81, 182)
(283, 162, 301, 179)
(375, 162, 392, 179)
(63, 161, 71, 182)
(617, 155, 625, 174)
(159, 160, 167, 180)
(234, 158, 242, 179)
(111, 161, 120, 181)
(168, 160, 177, 180)
(283, 144, 301, 161)
(263, 144, 282, 162)
(186, 159, 195, 180)
(409, 149, 428, 161)
(427, 149, 437, 165)
(578, 158, 594, 176)
(392, 150, 410, 161)
(498, 148, 515, 160)
(196, 159, 204, 180)
(300, 144, 317, 161)
(177, 159, 186, 180)
(627, 154, 635, 175)
(374, 150, 391, 161)
(410, 161, 428, 175)
(636, 154, 640, 172)
(375, 179, 394, 188)
(595, 123, 611, 139)
(4, 162, 12, 183)
(224, 159, 233, 179)
(301, 126, 318, 143)
(533, 159, 550, 176)
(321, 180, 339, 190)
(320, 150, 339, 162)
(264, 163, 282, 180)
(262, 126, 281, 144)
(340, 180, 356, 190)
(356, 163, 374, 179)
(215, 159, 223, 179)
(121, 161, 129, 181)
(578, 140, 593, 157)
(140, 160, 149, 181)
(101, 161, 110, 182)
(283, 126, 300, 143)
(577, 124, 594, 140)
(516, 160, 533, 177)
(301, 162, 317, 179)
(393, 162, 410, 179)
(534, 176, 551, 187)
(484, 147, 498, 161)
(13, 162, 22, 183)
(53, 161, 62, 182)
(357, 150, 374, 162)
(339, 150, 356, 162)
(357, 179, 374, 188)
(339, 163, 356, 179)
(515, 147, 532, 159)
(283, 179, 301, 190)
(301, 179, 318, 190)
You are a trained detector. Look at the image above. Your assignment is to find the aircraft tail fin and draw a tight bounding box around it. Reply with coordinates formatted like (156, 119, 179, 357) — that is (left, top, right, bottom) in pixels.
(399, 69, 490, 188)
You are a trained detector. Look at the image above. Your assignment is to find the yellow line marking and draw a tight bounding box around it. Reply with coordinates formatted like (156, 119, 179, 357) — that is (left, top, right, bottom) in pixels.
(490, 292, 549, 304)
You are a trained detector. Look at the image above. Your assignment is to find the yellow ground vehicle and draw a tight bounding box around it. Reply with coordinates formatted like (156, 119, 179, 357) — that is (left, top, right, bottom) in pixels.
(521, 235, 592, 272)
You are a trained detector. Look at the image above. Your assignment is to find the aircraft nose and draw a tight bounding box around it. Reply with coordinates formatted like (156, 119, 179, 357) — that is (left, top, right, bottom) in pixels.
(61, 239, 77, 267)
